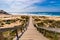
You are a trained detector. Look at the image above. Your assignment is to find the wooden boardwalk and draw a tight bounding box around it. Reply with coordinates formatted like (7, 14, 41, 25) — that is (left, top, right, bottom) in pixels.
(19, 16, 49, 40)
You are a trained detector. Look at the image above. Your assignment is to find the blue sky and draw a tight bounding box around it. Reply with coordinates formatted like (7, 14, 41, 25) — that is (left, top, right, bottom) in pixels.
(0, 0, 60, 12)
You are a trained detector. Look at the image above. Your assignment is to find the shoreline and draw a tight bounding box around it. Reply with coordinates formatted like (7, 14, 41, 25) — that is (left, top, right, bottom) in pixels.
(10, 13, 60, 17)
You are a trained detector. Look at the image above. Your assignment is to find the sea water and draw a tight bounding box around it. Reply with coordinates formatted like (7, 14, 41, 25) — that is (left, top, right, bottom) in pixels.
(10, 12, 60, 16)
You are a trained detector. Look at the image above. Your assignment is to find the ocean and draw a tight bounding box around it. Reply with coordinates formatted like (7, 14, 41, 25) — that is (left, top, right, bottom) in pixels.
(10, 12, 60, 16)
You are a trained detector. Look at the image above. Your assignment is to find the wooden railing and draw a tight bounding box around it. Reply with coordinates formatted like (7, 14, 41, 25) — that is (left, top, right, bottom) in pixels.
(0, 22, 29, 40)
(34, 24, 60, 40)
(34, 24, 60, 33)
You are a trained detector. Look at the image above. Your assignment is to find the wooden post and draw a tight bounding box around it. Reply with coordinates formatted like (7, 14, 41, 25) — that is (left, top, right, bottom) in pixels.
(0, 32, 4, 40)
(15, 29, 19, 40)
(44, 30, 46, 36)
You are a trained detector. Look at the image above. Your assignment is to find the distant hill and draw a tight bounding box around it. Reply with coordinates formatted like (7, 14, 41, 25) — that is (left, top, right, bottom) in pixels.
(0, 10, 10, 15)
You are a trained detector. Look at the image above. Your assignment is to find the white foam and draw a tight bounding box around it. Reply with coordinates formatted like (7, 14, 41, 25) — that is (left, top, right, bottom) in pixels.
(11, 13, 60, 17)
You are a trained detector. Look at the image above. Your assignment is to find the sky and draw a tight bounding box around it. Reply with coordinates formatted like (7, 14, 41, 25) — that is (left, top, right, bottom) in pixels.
(0, 0, 60, 12)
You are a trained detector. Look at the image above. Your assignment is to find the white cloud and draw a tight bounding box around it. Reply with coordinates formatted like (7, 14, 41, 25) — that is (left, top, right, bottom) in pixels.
(2, 0, 45, 12)
(0, 0, 60, 12)
(2, 0, 13, 4)
(10, 0, 43, 8)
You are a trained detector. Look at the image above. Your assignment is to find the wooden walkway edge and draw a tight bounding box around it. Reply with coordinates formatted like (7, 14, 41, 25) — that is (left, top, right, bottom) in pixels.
(19, 16, 49, 40)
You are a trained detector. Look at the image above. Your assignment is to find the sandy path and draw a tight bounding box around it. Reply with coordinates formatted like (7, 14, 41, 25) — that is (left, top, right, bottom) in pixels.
(19, 16, 49, 40)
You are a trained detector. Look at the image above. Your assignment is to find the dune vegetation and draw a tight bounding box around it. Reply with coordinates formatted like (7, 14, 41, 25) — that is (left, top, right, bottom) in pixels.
(33, 16, 60, 40)
(33, 16, 60, 28)
(0, 15, 29, 40)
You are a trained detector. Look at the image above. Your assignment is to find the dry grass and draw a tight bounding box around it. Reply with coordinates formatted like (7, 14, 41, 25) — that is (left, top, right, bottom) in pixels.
(33, 16, 60, 40)
(33, 16, 60, 28)
(0, 15, 29, 40)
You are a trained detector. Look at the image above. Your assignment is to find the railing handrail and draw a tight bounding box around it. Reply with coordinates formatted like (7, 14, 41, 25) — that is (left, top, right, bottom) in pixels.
(0, 20, 29, 32)
(0, 25, 23, 32)
(35, 24, 60, 33)
(0, 21, 29, 40)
